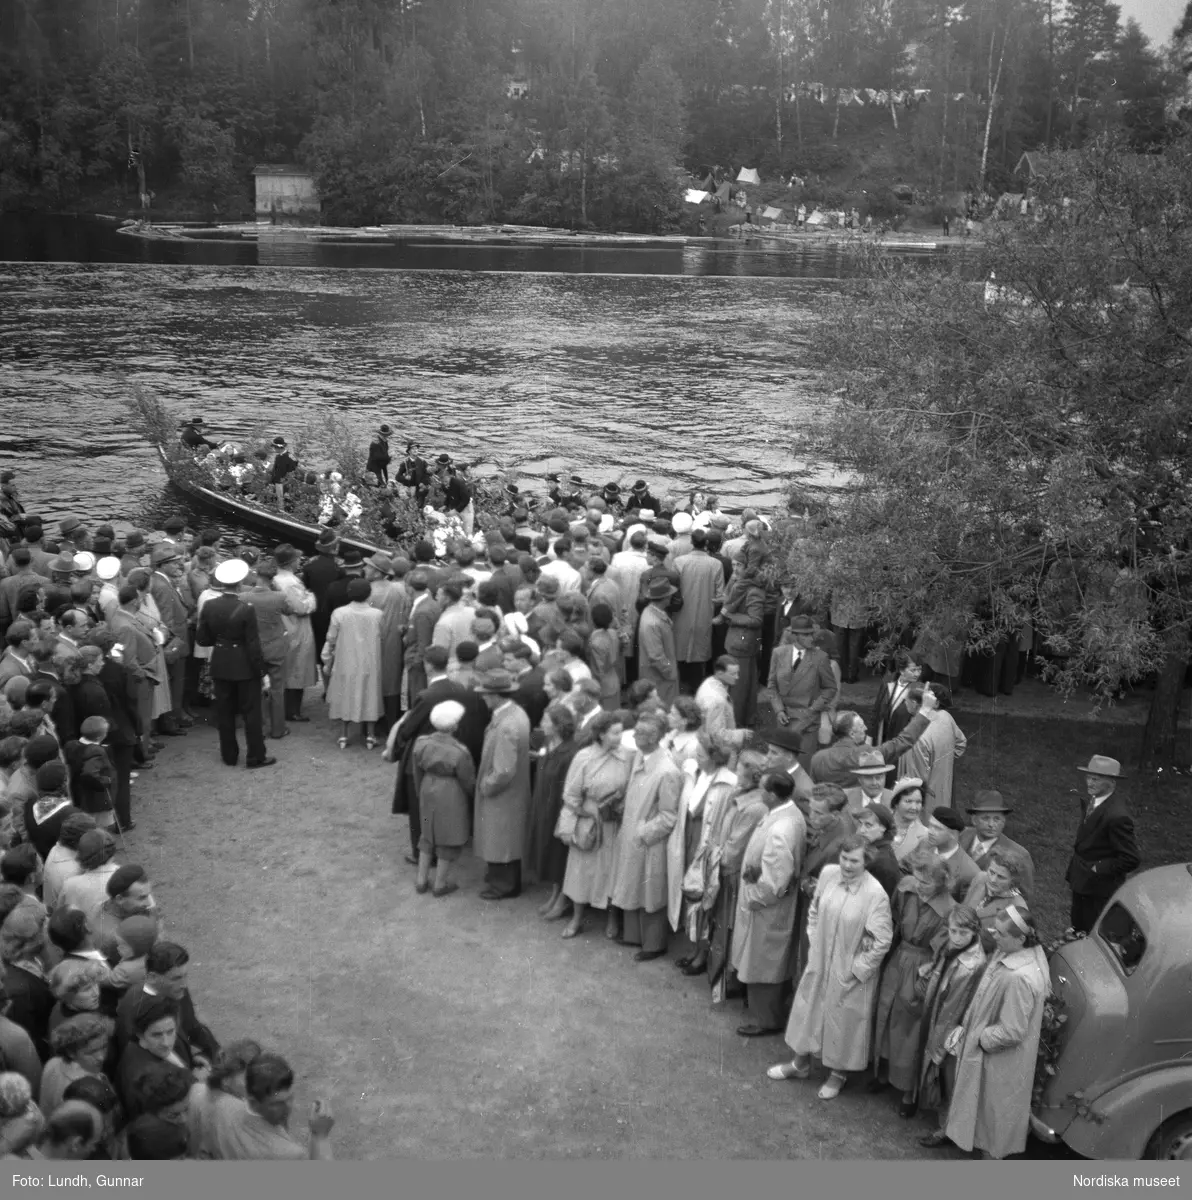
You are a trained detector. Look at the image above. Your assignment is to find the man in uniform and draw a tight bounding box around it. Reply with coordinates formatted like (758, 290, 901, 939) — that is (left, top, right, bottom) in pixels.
(195, 559, 275, 770)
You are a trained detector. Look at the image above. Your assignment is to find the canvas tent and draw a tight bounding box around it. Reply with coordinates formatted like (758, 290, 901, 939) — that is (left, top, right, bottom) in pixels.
(714, 182, 733, 202)
(685, 188, 711, 205)
(736, 167, 761, 185)
(805, 209, 828, 226)
(761, 206, 783, 220)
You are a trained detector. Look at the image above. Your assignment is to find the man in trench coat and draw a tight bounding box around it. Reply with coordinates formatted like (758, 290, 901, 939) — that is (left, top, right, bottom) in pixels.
(637, 578, 680, 707)
(732, 772, 806, 1036)
(672, 530, 726, 692)
(474, 668, 532, 900)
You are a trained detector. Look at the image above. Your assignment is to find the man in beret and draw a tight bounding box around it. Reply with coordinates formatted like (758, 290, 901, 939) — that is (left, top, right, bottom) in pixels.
(924, 806, 981, 901)
(1065, 755, 1141, 934)
(195, 560, 274, 769)
(959, 791, 1035, 900)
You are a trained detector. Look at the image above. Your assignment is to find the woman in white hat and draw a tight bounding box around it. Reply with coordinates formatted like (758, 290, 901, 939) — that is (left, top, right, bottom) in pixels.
(411, 700, 475, 897)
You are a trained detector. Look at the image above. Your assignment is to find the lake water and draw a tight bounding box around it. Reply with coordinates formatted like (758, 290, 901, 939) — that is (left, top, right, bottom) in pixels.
(0, 215, 948, 538)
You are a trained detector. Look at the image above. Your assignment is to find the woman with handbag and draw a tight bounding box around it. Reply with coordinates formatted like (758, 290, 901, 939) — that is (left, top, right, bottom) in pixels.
(558, 712, 633, 941)
(716, 564, 766, 728)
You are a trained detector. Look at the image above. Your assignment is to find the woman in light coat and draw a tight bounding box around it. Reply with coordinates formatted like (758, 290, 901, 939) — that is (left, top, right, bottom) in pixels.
(272, 545, 318, 722)
(560, 712, 634, 940)
(322, 578, 384, 749)
(937, 905, 1048, 1158)
(766, 835, 894, 1100)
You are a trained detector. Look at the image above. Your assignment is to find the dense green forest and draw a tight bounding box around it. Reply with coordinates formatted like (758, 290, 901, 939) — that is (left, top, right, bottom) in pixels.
(0, 0, 1186, 228)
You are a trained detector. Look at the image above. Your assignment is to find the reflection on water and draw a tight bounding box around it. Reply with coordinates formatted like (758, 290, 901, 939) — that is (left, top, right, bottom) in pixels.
(0, 214, 933, 536)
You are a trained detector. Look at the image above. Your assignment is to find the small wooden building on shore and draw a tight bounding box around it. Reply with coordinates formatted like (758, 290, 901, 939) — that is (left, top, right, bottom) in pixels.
(252, 165, 320, 222)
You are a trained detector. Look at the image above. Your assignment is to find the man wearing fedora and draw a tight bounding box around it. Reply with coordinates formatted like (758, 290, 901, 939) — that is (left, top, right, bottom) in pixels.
(765, 616, 836, 766)
(1065, 755, 1141, 934)
(57, 517, 91, 557)
(843, 748, 896, 815)
(625, 480, 662, 516)
(269, 436, 298, 505)
(148, 544, 193, 734)
(366, 425, 393, 486)
(325, 549, 366, 618)
(473, 667, 532, 900)
(180, 417, 216, 452)
(195, 559, 275, 770)
(120, 531, 147, 576)
(638, 576, 680, 707)
(959, 791, 1035, 900)
(301, 530, 343, 664)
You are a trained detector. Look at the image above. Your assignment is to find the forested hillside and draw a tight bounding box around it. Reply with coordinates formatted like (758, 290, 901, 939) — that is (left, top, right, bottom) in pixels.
(0, 0, 1185, 228)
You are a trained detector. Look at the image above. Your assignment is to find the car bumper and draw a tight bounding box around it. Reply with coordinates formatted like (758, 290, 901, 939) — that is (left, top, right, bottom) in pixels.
(1030, 1112, 1060, 1144)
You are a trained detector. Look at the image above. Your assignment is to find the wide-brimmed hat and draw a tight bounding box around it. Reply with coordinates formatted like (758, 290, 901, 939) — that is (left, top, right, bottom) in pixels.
(378, 424, 392, 435)
(436, 453, 452, 467)
(59, 516, 82, 536)
(366, 552, 393, 575)
(602, 482, 621, 499)
(851, 748, 896, 777)
(753, 726, 803, 754)
(967, 789, 1012, 814)
(189, 416, 206, 427)
(632, 480, 648, 493)
(644, 577, 677, 602)
(124, 530, 145, 550)
(271, 436, 287, 449)
(150, 545, 180, 568)
(214, 559, 249, 586)
(474, 668, 517, 694)
(504, 482, 520, 497)
(1076, 755, 1123, 779)
(568, 473, 583, 487)
(49, 554, 76, 574)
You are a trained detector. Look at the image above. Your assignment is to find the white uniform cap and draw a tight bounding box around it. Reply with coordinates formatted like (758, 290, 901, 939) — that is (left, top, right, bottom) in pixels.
(95, 556, 122, 581)
(214, 558, 250, 586)
(72, 551, 96, 572)
(430, 700, 466, 732)
(671, 512, 693, 534)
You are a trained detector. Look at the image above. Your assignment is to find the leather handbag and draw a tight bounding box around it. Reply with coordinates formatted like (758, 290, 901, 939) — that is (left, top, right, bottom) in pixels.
(572, 814, 601, 853)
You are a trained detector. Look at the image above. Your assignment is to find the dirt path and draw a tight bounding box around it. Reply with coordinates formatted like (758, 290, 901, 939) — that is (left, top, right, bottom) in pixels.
(132, 706, 956, 1160)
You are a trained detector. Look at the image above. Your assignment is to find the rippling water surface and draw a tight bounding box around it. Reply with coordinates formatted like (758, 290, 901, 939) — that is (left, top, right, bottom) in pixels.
(0, 256, 850, 533)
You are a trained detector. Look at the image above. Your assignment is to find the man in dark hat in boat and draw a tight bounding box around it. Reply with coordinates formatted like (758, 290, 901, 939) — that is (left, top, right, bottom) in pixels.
(501, 482, 522, 519)
(625, 479, 662, 515)
(396, 441, 430, 505)
(269, 436, 298, 506)
(600, 482, 623, 514)
(366, 424, 393, 486)
(180, 417, 216, 452)
(433, 454, 474, 535)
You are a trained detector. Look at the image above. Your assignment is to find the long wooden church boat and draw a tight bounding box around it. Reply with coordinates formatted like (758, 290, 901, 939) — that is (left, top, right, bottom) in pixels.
(156, 445, 381, 555)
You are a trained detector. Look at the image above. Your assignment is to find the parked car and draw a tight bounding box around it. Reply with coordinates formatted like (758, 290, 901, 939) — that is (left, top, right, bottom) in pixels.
(1031, 863, 1192, 1159)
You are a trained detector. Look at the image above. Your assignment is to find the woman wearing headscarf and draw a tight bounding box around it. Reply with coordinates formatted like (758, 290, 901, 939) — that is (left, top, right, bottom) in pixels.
(586, 603, 621, 712)
(853, 803, 900, 896)
(38, 1012, 112, 1116)
(0, 1071, 43, 1158)
(271, 546, 318, 724)
(938, 906, 1049, 1159)
(322, 577, 384, 750)
(1, 899, 54, 1060)
(411, 700, 475, 898)
(525, 704, 581, 922)
(888, 777, 930, 864)
(559, 712, 633, 940)
(767, 835, 894, 1100)
(871, 853, 955, 1115)
(186, 1039, 262, 1159)
(915, 904, 986, 1138)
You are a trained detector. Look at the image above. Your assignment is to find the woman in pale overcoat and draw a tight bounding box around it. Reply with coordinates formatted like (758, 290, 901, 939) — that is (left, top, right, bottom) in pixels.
(940, 906, 1049, 1158)
(871, 854, 954, 1112)
(766, 835, 894, 1100)
(322, 578, 384, 748)
(608, 711, 682, 959)
(473, 669, 532, 900)
(273, 546, 318, 722)
(915, 905, 986, 1135)
(560, 712, 633, 940)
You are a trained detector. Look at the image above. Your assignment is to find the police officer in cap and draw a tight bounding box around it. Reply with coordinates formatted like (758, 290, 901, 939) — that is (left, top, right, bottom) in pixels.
(195, 558, 276, 770)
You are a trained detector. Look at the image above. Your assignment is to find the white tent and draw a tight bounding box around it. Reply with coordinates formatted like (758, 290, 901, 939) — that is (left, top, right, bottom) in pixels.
(761, 206, 783, 220)
(684, 188, 711, 205)
(805, 209, 828, 226)
(736, 167, 761, 185)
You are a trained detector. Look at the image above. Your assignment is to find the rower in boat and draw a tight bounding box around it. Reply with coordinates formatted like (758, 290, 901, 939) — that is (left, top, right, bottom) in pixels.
(180, 416, 217, 452)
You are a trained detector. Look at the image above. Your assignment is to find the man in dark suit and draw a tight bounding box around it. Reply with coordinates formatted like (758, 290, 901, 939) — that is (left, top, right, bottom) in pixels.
(958, 790, 1035, 900)
(765, 616, 836, 764)
(870, 649, 926, 746)
(179, 417, 216, 451)
(325, 550, 365, 616)
(73, 643, 139, 828)
(241, 561, 294, 740)
(402, 570, 441, 703)
(269, 436, 298, 506)
(386, 645, 488, 863)
(506, 641, 548, 728)
(148, 544, 192, 732)
(366, 425, 392, 485)
(395, 442, 430, 504)
(301, 530, 343, 663)
(1065, 755, 1141, 934)
(195, 559, 275, 770)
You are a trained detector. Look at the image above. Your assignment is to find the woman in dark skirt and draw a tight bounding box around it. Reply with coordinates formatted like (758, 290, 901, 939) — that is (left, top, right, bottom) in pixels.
(525, 704, 580, 921)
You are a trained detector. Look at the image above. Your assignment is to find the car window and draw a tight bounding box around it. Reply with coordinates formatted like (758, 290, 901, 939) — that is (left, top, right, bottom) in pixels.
(1098, 902, 1146, 975)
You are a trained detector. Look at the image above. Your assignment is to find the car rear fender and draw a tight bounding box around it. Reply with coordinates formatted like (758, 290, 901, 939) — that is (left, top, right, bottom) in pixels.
(1060, 1064, 1192, 1160)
